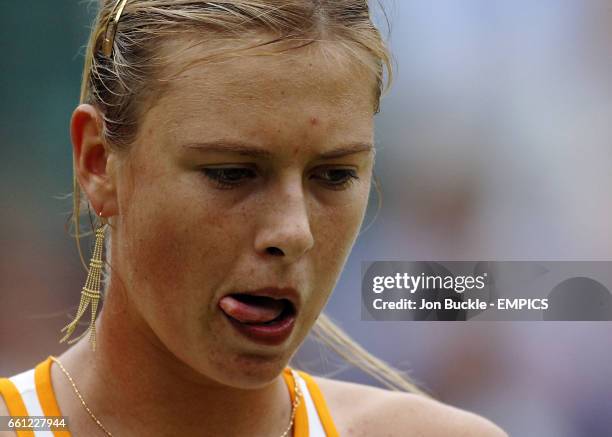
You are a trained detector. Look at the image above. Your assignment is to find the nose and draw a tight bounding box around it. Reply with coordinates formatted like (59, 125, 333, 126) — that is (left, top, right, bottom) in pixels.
(254, 176, 315, 262)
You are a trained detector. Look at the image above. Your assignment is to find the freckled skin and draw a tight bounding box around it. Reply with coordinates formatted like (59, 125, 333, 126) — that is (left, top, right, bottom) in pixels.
(107, 37, 377, 389)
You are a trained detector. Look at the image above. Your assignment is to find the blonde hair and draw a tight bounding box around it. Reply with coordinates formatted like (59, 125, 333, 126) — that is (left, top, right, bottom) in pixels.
(70, 0, 429, 396)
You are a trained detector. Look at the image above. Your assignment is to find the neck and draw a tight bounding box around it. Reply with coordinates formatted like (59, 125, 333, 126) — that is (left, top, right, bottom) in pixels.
(54, 285, 294, 436)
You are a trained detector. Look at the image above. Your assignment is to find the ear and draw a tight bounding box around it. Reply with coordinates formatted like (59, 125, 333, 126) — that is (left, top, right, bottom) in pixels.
(71, 104, 119, 217)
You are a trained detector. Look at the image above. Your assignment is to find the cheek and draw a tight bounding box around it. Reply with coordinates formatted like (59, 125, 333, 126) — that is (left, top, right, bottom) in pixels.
(116, 175, 244, 332)
(308, 183, 371, 308)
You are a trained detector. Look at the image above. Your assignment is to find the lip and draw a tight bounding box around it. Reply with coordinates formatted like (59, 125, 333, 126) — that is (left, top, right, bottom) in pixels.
(220, 287, 301, 313)
(217, 286, 300, 346)
(223, 310, 296, 346)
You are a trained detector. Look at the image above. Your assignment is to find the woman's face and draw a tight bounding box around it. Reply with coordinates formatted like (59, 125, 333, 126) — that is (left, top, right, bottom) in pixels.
(108, 37, 376, 387)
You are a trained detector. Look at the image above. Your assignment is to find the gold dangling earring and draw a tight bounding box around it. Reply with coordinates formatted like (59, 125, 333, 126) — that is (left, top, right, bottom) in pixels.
(60, 211, 107, 351)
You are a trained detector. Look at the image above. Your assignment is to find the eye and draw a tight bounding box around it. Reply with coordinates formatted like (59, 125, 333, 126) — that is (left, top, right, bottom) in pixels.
(312, 168, 360, 190)
(200, 166, 360, 191)
(201, 167, 257, 190)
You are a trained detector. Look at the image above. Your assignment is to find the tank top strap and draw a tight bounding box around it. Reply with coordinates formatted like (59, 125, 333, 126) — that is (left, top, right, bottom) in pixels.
(0, 356, 72, 437)
(34, 357, 71, 437)
(282, 367, 340, 437)
(0, 376, 35, 437)
(282, 367, 309, 437)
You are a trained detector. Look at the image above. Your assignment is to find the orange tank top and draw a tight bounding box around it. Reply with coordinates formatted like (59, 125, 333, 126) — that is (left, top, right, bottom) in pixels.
(0, 356, 339, 437)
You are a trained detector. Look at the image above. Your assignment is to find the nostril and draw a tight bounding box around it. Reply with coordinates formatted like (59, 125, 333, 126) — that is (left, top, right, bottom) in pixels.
(266, 247, 284, 256)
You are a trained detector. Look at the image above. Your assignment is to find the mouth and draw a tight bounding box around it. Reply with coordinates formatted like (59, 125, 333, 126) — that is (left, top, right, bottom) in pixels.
(218, 293, 297, 346)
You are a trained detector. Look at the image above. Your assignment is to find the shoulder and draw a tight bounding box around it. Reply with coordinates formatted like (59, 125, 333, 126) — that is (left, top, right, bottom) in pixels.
(312, 375, 508, 437)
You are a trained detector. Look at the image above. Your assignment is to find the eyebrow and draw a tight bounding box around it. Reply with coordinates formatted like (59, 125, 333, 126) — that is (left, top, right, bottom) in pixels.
(182, 140, 374, 159)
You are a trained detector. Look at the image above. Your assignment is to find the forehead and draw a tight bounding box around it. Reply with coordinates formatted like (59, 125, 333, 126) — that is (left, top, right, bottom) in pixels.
(143, 34, 376, 140)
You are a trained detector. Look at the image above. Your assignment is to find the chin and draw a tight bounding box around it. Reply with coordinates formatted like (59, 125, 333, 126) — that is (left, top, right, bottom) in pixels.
(213, 356, 290, 389)
(184, 339, 293, 389)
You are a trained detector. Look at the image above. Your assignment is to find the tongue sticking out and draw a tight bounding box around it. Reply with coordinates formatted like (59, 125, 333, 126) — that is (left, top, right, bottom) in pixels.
(219, 294, 287, 324)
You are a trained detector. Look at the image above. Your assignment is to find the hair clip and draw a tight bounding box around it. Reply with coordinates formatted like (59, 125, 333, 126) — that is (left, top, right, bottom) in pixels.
(101, 0, 129, 57)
